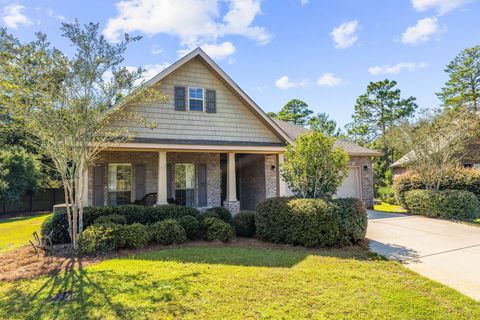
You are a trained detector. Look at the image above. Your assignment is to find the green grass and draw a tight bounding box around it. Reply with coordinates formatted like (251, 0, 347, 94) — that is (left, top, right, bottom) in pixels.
(1, 246, 479, 319)
(374, 202, 408, 213)
(0, 213, 51, 253)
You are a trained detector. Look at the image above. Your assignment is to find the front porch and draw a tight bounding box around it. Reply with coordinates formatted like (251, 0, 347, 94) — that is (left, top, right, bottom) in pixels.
(85, 149, 287, 214)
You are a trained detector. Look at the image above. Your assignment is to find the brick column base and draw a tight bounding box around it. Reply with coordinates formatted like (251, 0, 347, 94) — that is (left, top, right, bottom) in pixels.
(224, 200, 240, 215)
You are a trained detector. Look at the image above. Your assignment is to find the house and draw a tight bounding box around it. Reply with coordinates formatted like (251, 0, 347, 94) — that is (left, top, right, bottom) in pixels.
(391, 141, 480, 178)
(83, 48, 380, 213)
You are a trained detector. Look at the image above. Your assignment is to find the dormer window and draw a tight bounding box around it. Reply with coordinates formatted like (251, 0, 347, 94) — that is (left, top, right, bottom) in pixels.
(189, 87, 204, 111)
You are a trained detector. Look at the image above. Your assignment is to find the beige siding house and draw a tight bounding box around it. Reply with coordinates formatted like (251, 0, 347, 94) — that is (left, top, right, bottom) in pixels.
(84, 48, 379, 213)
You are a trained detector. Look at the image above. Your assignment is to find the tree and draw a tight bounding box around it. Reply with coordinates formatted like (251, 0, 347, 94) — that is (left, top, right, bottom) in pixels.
(0, 22, 165, 248)
(266, 111, 277, 118)
(348, 79, 417, 169)
(276, 99, 313, 126)
(398, 108, 479, 190)
(437, 45, 480, 111)
(281, 131, 349, 199)
(0, 147, 42, 205)
(308, 112, 343, 137)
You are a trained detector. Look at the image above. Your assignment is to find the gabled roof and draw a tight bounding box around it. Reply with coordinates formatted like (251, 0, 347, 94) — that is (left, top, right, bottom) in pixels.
(272, 118, 381, 157)
(141, 47, 293, 145)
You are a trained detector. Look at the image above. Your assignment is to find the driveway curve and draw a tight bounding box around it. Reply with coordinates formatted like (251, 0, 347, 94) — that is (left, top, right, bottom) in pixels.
(367, 210, 480, 300)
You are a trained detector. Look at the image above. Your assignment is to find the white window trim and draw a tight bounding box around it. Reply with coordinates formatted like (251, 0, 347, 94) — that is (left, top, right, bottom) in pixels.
(188, 86, 204, 112)
(107, 163, 133, 204)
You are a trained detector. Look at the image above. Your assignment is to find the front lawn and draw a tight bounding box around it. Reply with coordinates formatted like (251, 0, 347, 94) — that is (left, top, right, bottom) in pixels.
(0, 213, 52, 253)
(374, 202, 408, 213)
(1, 246, 478, 319)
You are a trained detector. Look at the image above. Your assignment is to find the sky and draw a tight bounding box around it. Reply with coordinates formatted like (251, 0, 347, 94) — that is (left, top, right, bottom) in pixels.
(1, 0, 479, 127)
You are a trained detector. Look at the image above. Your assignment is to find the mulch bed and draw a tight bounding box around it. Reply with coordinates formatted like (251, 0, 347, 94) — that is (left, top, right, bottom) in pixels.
(0, 238, 370, 282)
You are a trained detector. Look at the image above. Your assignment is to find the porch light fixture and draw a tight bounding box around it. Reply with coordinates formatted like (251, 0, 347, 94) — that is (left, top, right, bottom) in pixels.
(363, 165, 368, 172)
(271, 164, 276, 171)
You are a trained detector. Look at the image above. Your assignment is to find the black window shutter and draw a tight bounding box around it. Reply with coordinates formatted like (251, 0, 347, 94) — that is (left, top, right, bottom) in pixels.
(174, 86, 186, 111)
(134, 164, 146, 201)
(198, 164, 207, 207)
(206, 89, 216, 113)
(93, 165, 105, 206)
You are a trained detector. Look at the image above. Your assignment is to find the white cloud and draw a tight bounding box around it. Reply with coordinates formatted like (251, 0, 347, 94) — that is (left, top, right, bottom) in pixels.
(317, 73, 343, 87)
(411, 0, 471, 15)
(275, 76, 308, 90)
(330, 20, 359, 49)
(368, 62, 428, 75)
(139, 63, 170, 82)
(201, 41, 236, 60)
(103, 0, 272, 59)
(151, 44, 163, 55)
(2, 4, 32, 29)
(300, 0, 309, 5)
(401, 17, 443, 44)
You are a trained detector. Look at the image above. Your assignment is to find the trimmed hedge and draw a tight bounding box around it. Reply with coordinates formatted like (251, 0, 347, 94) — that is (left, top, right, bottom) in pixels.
(202, 217, 235, 242)
(255, 197, 367, 247)
(115, 223, 150, 249)
(233, 211, 256, 237)
(404, 189, 480, 220)
(42, 204, 201, 244)
(394, 169, 480, 207)
(204, 207, 232, 224)
(77, 225, 117, 255)
(150, 219, 187, 245)
(94, 214, 127, 226)
(178, 215, 200, 240)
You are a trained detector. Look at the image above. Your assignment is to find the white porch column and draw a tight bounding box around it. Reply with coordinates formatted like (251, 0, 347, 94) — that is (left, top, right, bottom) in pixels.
(157, 151, 168, 205)
(224, 152, 240, 214)
(277, 153, 287, 197)
(227, 152, 237, 202)
(82, 168, 89, 207)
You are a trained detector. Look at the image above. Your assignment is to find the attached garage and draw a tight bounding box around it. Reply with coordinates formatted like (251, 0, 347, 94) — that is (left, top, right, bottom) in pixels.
(271, 118, 381, 208)
(336, 167, 361, 199)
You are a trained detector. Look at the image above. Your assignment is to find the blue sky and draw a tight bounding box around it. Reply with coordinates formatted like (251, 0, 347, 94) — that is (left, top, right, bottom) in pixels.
(1, 0, 479, 127)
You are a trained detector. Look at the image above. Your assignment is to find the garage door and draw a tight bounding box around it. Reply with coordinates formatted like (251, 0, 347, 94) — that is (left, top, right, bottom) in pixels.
(336, 167, 361, 198)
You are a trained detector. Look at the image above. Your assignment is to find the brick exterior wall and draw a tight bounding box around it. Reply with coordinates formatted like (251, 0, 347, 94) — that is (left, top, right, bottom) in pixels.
(348, 156, 374, 209)
(265, 154, 278, 199)
(88, 151, 221, 208)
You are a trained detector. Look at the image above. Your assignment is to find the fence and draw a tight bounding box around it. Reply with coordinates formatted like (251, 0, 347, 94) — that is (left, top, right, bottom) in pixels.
(1, 188, 65, 215)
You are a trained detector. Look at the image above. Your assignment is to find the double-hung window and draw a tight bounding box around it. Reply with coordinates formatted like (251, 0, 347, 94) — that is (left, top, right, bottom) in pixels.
(175, 164, 195, 207)
(188, 87, 204, 111)
(108, 164, 132, 205)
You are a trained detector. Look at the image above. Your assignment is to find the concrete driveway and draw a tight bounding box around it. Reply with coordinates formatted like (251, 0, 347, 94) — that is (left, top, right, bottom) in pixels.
(367, 210, 480, 300)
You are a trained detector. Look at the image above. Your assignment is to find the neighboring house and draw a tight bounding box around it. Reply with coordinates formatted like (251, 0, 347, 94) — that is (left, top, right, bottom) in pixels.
(83, 48, 380, 213)
(391, 141, 480, 178)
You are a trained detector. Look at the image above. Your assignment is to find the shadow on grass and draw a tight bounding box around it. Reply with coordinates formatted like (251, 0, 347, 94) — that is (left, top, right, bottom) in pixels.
(0, 257, 194, 320)
(128, 245, 382, 268)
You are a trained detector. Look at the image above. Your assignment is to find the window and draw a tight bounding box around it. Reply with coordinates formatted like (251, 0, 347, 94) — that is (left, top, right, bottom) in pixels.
(189, 87, 204, 111)
(175, 164, 195, 206)
(108, 164, 132, 205)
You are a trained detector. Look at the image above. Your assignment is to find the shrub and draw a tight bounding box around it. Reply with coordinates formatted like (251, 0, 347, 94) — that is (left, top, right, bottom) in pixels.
(150, 219, 187, 245)
(404, 189, 480, 220)
(394, 169, 480, 207)
(94, 214, 127, 226)
(377, 186, 397, 205)
(233, 211, 256, 237)
(77, 225, 117, 255)
(177, 215, 200, 240)
(202, 217, 235, 242)
(145, 205, 200, 225)
(114, 223, 150, 249)
(285, 198, 338, 247)
(330, 198, 368, 245)
(204, 207, 232, 224)
(255, 197, 367, 247)
(41, 210, 70, 244)
(202, 211, 219, 220)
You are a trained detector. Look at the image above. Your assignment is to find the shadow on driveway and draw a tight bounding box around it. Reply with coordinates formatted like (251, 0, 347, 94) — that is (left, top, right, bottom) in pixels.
(368, 240, 420, 263)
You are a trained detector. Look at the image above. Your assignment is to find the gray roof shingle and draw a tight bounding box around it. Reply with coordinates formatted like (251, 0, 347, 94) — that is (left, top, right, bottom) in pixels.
(272, 118, 381, 156)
